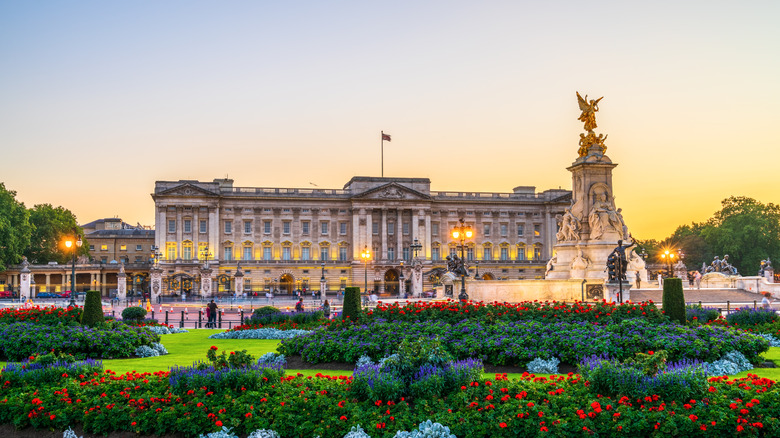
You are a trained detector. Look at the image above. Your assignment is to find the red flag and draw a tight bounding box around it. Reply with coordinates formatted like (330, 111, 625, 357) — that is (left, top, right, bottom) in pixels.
(382, 133, 391, 142)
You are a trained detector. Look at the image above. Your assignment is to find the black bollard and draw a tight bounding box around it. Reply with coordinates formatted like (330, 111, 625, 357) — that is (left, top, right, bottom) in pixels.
(180, 310, 184, 328)
(165, 311, 169, 325)
(198, 310, 202, 328)
(218, 310, 222, 329)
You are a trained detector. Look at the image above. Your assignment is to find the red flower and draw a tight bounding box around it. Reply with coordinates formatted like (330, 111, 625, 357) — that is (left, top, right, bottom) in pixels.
(648, 351, 654, 355)
(499, 422, 507, 428)
(215, 420, 222, 427)
(340, 416, 347, 421)
(700, 425, 707, 431)
(245, 412, 252, 418)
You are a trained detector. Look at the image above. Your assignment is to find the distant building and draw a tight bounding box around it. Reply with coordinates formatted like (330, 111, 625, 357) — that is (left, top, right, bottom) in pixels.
(152, 177, 571, 297)
(0, 218, 154, 297)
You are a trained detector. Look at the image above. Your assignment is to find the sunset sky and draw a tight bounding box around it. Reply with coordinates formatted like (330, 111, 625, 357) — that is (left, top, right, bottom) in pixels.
(1, 1, 778, 240)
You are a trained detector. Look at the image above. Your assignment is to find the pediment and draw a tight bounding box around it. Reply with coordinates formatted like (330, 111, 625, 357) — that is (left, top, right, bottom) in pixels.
(157, 183, 219, 197)
(351, 183, 431, 201)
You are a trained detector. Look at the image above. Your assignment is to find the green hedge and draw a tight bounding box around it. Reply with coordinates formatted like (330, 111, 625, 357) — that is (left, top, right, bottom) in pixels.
(662, 278, 685, 324)
(342, 287, 361, 321)
(80, 290, 104, 327)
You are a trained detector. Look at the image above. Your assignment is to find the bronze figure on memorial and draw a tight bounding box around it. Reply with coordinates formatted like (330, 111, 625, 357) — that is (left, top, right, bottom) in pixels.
(576, 92, 603, 133)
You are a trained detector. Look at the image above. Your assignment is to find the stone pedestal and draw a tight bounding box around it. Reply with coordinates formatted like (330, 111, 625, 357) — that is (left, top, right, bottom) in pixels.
(19, 259, 31, 300)
(673, 261, 688, 282)
(234, 266, 244, 297)
(116, 273, 127, 300)
(200, 266, 214, 298)
(150, 267, 163, 303)
(604, 282, 632, 303)
(320, 278, 327, 295)
(765, 268, 775, 283)
(411, 260, 424, 298)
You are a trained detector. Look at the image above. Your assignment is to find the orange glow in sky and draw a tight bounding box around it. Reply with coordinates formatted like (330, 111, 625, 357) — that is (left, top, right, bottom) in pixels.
(1, 1, 778, 240)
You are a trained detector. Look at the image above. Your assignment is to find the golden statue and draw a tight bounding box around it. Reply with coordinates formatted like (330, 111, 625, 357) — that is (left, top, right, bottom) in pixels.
(577, 132, 608, 157)
(576, 92, 603, 132)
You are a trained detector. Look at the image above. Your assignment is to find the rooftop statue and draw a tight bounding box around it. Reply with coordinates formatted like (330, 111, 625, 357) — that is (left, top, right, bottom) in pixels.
(576, 92, 603, 133)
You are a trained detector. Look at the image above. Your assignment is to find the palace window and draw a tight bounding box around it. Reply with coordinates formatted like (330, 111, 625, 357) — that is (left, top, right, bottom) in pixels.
(403, 247, 410, 261)
(184, 220, 191, 233)
(517, 224, 524, 236)
(182, 241, 193, 260)
(467, 247, 475, 261)
(482, 247, 491, 261)
(483, 223, 491, 236)
(500, 247, 509, 261)
(321, 221, 329, 235)
(224, 246, 233, 261)
(432, 223, 439, 236)
(339, 222, 347, 235)
(283, 221, 291, 235)
(167, 220, 176, 233)
(198, 242, 209, 260)
(533, 245, 542, 260)
(282, 247, 291, 261)
(263, 220, 271, 234)
(534, 224, 541, 237)
(431, 247, 440, 261)
(339, 247, 348, 261)
(225, 221, 232, 234)
(388, 222, 395, 235)
(320, 247, 329, 261)
(119, 244, 127, 251)
(500, 224, 507, 237)
(136, 244, 142, 251)
(166, 242, 177, 260)
(244, 221, 252, 234)
(388, 247, 395, 260)
(302, 221, 310, 234)
(89, 244, 95, 251)
(200, 220, 207, 233)
(403, 222, 409, 235)
(517, 246, 526, 261)
(243, 245, 252, 261)
(372, 222, 379, 235)
(263, 246, 272, 261)
(301, 247, 310, 261)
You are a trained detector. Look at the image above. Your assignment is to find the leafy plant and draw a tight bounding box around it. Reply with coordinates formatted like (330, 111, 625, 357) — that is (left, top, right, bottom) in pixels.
(726, 307, 778, 326)
(252, 306, 281, 318)
(80, 290, 104, 327)
(342, 286, 362, 321)
(121, 306, 147, 322)
(662, 278, 685, 324)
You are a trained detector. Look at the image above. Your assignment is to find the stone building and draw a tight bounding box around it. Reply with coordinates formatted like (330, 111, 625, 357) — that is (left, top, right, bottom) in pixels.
(0, 218, 154, 297)
(151, 177, 570, 297)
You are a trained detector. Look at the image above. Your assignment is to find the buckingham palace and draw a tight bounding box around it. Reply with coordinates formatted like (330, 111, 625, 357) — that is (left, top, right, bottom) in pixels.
(151, 176, 571, 297)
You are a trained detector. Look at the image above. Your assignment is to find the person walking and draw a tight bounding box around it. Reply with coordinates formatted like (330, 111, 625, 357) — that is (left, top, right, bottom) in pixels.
(322, 299, 331, 319)
(761, 292, 774, 310)
(295, 298, 304, 313)
(204, 304, 211, 328)
(208, 299, 218, 328)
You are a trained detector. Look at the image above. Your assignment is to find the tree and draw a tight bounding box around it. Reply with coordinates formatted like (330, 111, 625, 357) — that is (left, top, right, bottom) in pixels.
(668, 223, 713, 272)
(700, 197, 780, 275)
(80, 290, 105, 326)
(24, 204, 86, 264)
(342, 287, 362, 321)
(662, 278, 685, 324)
(0, 183, 32, 271)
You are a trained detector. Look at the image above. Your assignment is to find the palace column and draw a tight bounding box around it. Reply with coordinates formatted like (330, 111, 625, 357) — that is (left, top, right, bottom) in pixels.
(425, 212, 432, 259)
(366, 209, 373, 256)
(381, 209, 388, 261)
(45, 273, 51, 293)
(209, 206, 219, 261)
(397, 208, 404, 261)
(352, 209, 362, 259)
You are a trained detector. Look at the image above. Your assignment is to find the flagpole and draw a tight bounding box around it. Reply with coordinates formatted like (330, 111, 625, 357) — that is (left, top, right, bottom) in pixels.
(381, 131, 384, 177)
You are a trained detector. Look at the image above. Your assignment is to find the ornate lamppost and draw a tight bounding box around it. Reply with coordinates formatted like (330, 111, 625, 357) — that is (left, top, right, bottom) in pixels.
(399, 260, 405, 298)
(361, 246, 371, 295)
(320, 262, 326, 296)
(475, 260, 480, 280)
(64, 231, 82, 308)
(660, 249, 676, 277)
(451, 218, 474, 301)
(409, 238, 422, 296)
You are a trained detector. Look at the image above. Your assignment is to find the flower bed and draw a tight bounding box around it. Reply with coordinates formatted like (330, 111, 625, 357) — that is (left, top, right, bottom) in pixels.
(0, 305, 81, 325)
(0, 321, 160, 360)
(209, 328, 311, 340)
(0, 366, 776, 437)
(278, 319, 769, 365)
(364, 300, 666, 325)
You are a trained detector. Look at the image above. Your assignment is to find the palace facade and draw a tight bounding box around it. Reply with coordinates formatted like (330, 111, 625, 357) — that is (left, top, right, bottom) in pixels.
(152, 177, 571, 297)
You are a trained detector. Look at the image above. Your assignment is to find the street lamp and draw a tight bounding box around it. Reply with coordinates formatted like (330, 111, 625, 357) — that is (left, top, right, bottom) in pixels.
(660, 249, 676, 277)
(320, 262, 326, 295)
(361, 246, 371, 295)
(64, 232, 82, 308)
(410, 238, 422, 259)
(451, 218, 474, 301)
(475, 260, 480, 280)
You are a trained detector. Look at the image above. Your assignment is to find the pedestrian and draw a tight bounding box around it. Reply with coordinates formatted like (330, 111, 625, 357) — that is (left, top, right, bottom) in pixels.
(694, 271, 702, 289)
(208, 299, 218, 328)
(761, 292, 773, 309)
(657, 273, 663, 289)
(204, 305, 211, 328)
(636, 275, 641, 289)
(295, 298, 304, 313)
(322, 299, 330, 319)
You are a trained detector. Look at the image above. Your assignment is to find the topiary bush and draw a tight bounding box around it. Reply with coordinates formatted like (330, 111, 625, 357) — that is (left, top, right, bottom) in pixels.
(121, 306, 147, 323)
(662, 277, 685, 324)
(342, 286, 362, 321)
(80, 290, 105, 327)
(252, 306, 281, 319)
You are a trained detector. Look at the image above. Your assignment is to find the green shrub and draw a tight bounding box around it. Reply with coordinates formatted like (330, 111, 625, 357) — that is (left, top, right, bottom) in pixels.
(121, 306, 147, 322)
(662, 278, 685, 324)
(252, 306, 281, 318)
(342, 286, 362, 321)
(80, 290, 105, 327)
